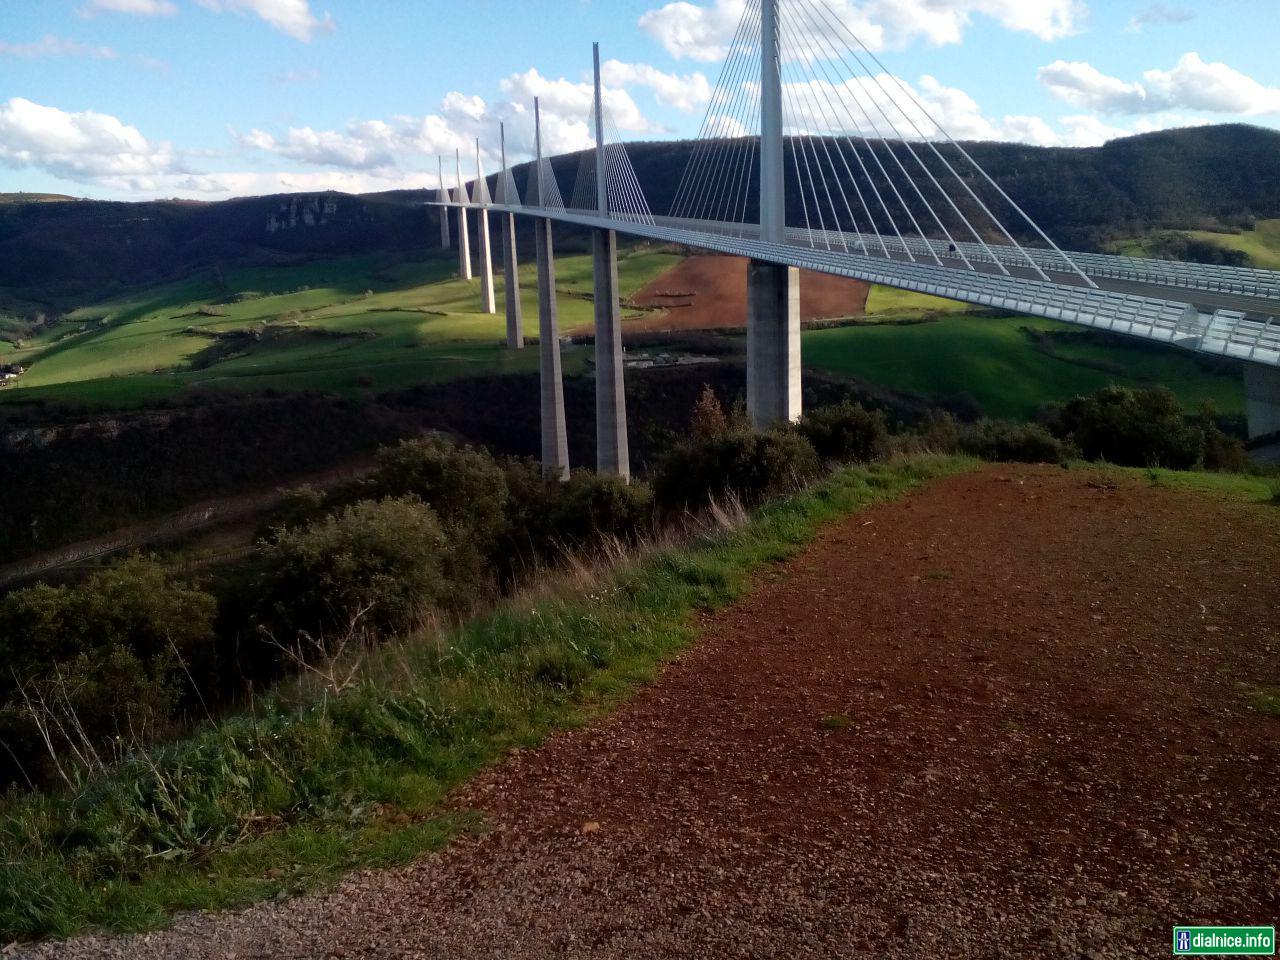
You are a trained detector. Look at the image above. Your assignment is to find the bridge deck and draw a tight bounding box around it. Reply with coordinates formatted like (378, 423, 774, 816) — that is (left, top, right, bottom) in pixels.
(433, 201, 1280, 370)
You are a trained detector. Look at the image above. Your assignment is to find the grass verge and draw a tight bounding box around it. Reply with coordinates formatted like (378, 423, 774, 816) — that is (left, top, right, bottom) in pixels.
(1126, 465, 1280, 505)
(1247, 686, 1280, 718)
(0, 454, 974, 944)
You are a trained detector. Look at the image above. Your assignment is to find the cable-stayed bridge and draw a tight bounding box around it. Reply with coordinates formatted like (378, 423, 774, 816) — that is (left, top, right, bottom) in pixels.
(432, 0, 1280, 481)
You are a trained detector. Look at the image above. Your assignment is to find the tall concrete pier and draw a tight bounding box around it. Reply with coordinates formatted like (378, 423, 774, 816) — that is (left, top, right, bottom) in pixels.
(747, 0, 801, 427)
(436, 155, 451, 249)
(747, 260, 802, 425)
(591, 42, 630, 479)
(454, 149, 472, 281)
(1246, 364, 1280, 439)
(531, 97, 569, 480)
(498, 124, 524, 349)
(474, 140, 496, 315)
(593, 228, 629, 477)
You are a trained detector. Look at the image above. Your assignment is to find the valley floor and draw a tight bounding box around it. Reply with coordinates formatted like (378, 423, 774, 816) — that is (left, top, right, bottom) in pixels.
(23, 465, 1280, 959)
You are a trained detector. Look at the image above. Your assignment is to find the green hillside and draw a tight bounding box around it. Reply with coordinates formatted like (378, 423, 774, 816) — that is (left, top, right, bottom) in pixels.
(803, 314, 1243, 420)
(1112, 218, 1280, 270)
(1, 248, 680, 406)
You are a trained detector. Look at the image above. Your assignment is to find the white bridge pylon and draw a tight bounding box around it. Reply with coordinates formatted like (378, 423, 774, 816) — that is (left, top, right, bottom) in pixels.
(432, 0, 1280, 473)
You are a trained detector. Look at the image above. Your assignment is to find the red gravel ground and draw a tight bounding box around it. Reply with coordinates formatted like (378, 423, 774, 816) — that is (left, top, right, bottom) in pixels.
(624, 254, 871, 333)
(30, 465, 1280, 959)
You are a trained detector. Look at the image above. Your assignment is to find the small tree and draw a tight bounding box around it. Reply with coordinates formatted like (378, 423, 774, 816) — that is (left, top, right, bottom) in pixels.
(690, 384, 728, 441)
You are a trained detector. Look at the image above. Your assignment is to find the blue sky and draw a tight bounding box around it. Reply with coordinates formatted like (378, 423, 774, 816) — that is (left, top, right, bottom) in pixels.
(1, 0, 1278, 200)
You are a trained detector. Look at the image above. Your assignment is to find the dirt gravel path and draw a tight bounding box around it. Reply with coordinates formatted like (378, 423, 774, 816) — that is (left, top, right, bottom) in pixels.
(28, 465, 1280, 959)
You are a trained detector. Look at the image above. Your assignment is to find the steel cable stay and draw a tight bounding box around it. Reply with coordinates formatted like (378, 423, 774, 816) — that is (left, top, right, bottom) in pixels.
(670, 0, 759, 220)
(780, 35, 877, 255)
(796, 0, 1018, 278)
(778, 70, 825, 249)
(781, 0, 979, 272)
(686, 0, 762, 225)
(777, 0, 940, 267)
(826, 3, 1096, 286)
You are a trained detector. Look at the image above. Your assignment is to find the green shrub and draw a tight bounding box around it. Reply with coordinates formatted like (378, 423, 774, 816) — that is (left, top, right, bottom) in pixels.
(264, 484, 330, 538)
(0, 558, 216, 787)
(1198, 403, 1250, 473)
(362, 436, 509, 546)
(652, 429, 821, 510)
(0, 557, 216, 696)
(500, 465, 653, 571)
(255, 497, 463, 646)
(957, 419, 1076, 465)
(1048, 386, 1202, 468)
(797, 402, 888, 464)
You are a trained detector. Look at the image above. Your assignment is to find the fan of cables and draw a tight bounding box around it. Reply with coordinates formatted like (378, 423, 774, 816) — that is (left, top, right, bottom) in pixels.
(669, 0, 1090, 283)
(568, 100, 655, 224)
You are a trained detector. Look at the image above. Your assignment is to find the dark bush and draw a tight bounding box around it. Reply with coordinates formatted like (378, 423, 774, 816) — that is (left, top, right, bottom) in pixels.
(0, 558, 216, 786)
(499, 465, 653, 572)
(652, 429, 821, 510)
(1048, 386, 1203, 469)
(254, 497, 463, 646)
(0, 557, 217, 696)
(957, 419, 1077, 465)
(362, 436, 509, 546)
(797, 402, 888, 464)
(1198, 403, 1250, 472)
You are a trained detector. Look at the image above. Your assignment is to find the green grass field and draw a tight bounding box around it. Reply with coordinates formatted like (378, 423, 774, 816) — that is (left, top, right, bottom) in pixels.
(1112, 219, 1280, 270)
(0, 248, 681, 406)
(0, 251, 1250, 423)
(802, 313, 1244, 420)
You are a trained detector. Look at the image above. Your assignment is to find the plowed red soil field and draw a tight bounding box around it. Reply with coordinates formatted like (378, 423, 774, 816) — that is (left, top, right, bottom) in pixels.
(622, 254, 870, 333)
(37, 465, 1280, 960)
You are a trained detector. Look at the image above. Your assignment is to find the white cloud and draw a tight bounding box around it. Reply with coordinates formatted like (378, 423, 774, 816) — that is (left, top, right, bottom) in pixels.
(1040, 53, 1280, 116)
(233, 68, 644, 185)
(601, 60, 712, 111)
(1037, 60, 1148, 113)
(638, 0, 748, 62)
(770, 70, 1212, 149)
(195, 0, 334, 42)
(0, 35, 117, 59)
(236, 123, 398, 171)
(0, 97, 181, 190)
(1125, 3, 1193, 33)
(79, 0, 177, 16)
(639, 0, 1085, 61)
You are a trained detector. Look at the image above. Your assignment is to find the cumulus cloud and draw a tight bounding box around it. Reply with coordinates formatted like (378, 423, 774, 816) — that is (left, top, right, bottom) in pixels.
(1040, 53, 1280, 116)
(79, 0, 177, 16)
(0, 35, 118, 59)
(0, 97, 181, 191)
(195, 0, 334, 42)
(601, 60, 712, 112)
(236, 123, 398, 171)
(639, 0, 1085, 61)
(767, 70, 1210, 149)
(233, 65, 659, 189)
